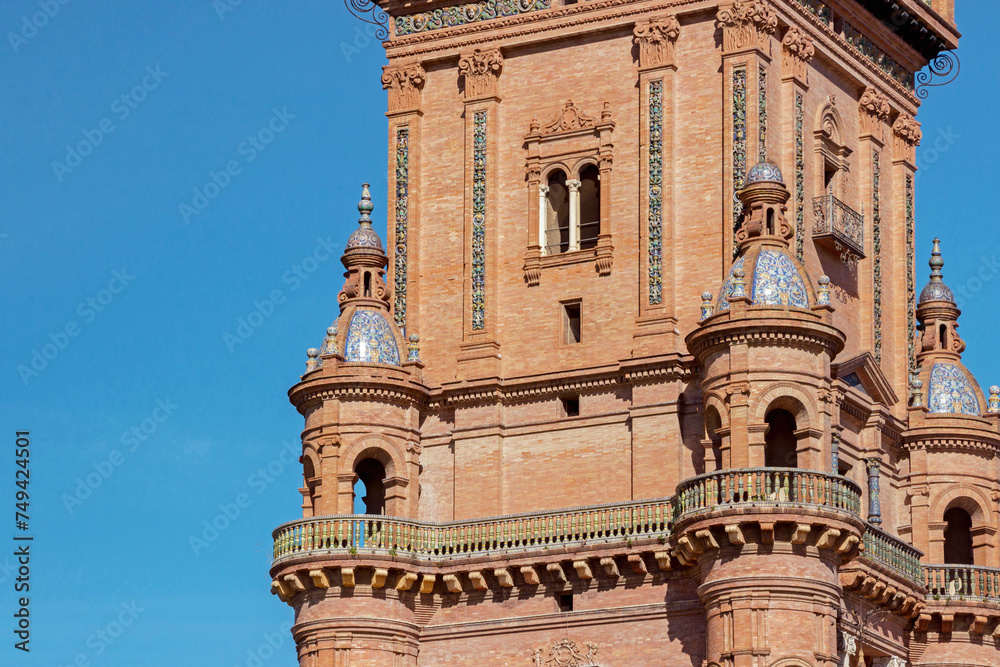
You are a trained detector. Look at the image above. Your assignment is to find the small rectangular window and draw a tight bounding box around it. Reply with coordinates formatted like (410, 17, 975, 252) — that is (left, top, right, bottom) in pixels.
(561, 396, 580, 417)
(558, 593, 573, 612)
(563, 302, 581, 344)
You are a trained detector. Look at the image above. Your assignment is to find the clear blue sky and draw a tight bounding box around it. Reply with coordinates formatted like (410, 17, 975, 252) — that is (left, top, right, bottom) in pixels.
(1, 2, 997, 665)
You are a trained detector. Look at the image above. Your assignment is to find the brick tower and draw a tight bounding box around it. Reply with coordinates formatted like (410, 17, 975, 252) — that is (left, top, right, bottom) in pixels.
(266, 2, 1000, 666)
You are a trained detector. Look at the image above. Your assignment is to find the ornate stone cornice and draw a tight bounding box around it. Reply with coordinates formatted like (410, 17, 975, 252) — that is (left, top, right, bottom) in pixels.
(858, 86, 891, 141)
(892, 113, 922, 164)
(633, 14, 680, 71)
(381, 62, 426, 113)
(716, 0, 777, 55)
(458, 47, 503, 101)
(781, 26, 814, 84)
(542, 99, 596, 135)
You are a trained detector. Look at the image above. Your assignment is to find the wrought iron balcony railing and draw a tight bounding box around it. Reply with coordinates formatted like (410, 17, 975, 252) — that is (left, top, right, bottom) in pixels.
(674, 467, 863, 520)
(812, 194, 865, 259)
(860, 523, 924, 583)
(273, 497, 674, 565)
(924, 564, 1000, 602)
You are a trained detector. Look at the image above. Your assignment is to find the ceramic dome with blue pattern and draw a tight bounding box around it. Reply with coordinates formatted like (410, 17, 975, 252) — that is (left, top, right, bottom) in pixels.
(716, 246, 812, 312)
(342, 308, 401, 365)
(745, 160, 784, 185)
(925, 362, 982, 416)
(345, 182, 384, 251)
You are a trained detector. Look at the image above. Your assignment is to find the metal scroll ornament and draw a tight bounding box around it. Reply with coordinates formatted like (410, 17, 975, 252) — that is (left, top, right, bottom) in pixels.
(915, 51, 959, 99)
(345, 0, 390, 40)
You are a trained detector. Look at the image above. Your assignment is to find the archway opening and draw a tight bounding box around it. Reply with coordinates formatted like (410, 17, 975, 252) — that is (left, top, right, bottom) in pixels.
(764, 409, 798, 468)
(545, 169, 570, 254)
(354, 458, 387, 515)
(943, 506, 974, 565)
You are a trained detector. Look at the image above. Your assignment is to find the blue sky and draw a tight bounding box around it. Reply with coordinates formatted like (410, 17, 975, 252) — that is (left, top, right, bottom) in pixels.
(0, 2, 997, 665)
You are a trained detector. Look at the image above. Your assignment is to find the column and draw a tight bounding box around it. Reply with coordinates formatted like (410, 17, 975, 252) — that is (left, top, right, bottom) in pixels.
(867, 456, 882, 525)
(538, 184, 549, 256)
(567, 179, 581, 251)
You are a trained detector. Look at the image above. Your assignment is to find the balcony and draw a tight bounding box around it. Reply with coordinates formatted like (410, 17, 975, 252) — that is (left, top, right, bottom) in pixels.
(860, 523, 924, 583)
(674, 467, 862, 522)
(272, 497, 674, 566)
(924, 564, 1000, 603)
(812, 194, 865, 260)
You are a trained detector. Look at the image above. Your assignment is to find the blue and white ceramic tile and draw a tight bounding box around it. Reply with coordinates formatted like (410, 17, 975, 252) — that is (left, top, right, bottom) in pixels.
(745, 161, 784, 185)
(716, 256, 746, 312)
(751, 250, 809, 308)
(928, 362, 981, 415)
(343, 309, 401, 365)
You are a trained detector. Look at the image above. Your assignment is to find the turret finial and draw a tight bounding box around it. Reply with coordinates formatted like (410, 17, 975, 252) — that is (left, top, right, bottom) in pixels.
(928, 237, 944, 282)
(358, 182, 373, 227)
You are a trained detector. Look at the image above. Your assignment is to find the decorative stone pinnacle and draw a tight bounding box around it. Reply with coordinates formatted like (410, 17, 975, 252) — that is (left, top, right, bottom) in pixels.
(988, 386, 1000, 413)
(730, 267, 747, 299)
(407, 333, 420, 362)
(911, 377, 924, 407)
(817, 275, 831, 306)
(305, 347, 320, 373)
(928, 237, 944, 280)
(700, 292, 714, 321)
(358, 183, 373, 226)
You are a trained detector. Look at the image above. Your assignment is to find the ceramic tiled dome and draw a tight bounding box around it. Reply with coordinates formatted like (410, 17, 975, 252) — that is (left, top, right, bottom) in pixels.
(343, 308, 401, 365)
(716, 246, 812, 311)
(745, 160, 784, 185)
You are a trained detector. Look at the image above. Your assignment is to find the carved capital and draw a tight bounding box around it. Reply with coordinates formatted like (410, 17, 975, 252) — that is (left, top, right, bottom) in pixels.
(781, 27, 814, 83)
(859, 87, 891, 140)
(892, 113, 922, 163)
(458, 47, 503, 101)
(381, 62, 425, 113)
(716, 0, 777, 54)
(633, 15, 680, 70)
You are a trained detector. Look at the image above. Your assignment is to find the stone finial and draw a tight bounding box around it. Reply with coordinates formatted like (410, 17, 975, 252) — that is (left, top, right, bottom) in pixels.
(320, 325, 338, 355)
(381, 62, 426, 113)
(817, 275, 831, 306)
(407, 333, 420, 362)
(918, 237, 955, 304)
(730, 267, 747, 300)
(633, 14, 681, 70)
(911, 377, 924, 408)
(700, 291, 714, 321)
(988, 386, 1000, 413)
(305, 348, 320, 373)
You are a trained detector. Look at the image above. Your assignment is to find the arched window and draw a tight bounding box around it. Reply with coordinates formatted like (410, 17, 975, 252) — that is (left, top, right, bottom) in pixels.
(578, 164, 600, 250)
(354, 458, 386, 515)
(302, 456, 318, 516)
(943, 507, 974, 565)
(765, 409, 798, 468)
(363, 271, 372, 297)
(939, 323, 948, 349)
(544, 169, 570, 254)
(704, 407, 724, 473)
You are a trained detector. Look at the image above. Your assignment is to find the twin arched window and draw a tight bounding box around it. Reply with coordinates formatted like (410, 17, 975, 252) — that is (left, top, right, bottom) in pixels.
(540, 164, 600, 254)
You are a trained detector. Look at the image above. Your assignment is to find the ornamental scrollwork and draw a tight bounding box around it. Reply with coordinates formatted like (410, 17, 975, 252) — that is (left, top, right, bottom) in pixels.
(716, 0, 777, 54)
(633, 14, 680, 70)
(532, 639, 600, 667)
(458, 47, 503, 100)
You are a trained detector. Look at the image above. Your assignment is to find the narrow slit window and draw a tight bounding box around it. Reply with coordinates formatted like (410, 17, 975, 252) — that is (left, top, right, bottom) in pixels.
(558, 593, 574, 612)
(563, 303, 581, 344)
(561, 396, 580, 417)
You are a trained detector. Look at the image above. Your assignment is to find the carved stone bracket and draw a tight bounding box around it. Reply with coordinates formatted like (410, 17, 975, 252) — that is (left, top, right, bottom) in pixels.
(633, 14, 680, 71)
(781, 27, 814, 85)
(716, 0, 776, 55)
(458, 47, 503, 102)
(892, 113, 922, 165)
(381, 62, 426, 114)
(858, 87, 890, 143)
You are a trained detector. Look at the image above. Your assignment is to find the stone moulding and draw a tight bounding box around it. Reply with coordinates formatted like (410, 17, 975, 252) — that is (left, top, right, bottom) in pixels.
(633, 14, 680, 71)
(716, 0, 777, 55)
(381, 62, 425, 113)
(394, 0, 551, 37)
(458, 46, 503, 101)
